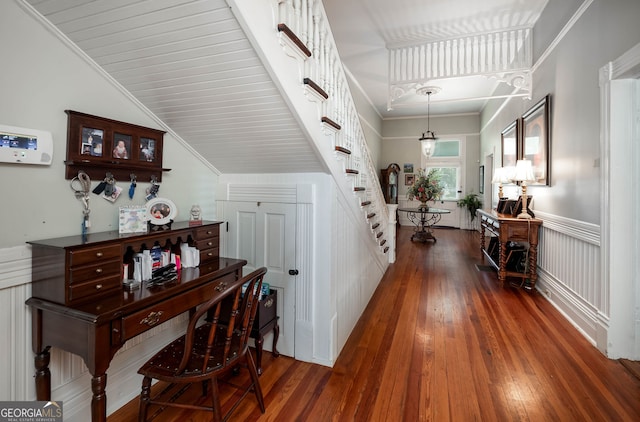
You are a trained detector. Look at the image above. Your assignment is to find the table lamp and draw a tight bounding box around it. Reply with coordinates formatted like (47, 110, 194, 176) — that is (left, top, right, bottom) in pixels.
(513, 159, 535, 219)
(491, 166, 514, 199)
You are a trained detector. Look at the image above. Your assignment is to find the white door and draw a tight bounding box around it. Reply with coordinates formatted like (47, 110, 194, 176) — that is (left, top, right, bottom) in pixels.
(223, 201, 296, 357)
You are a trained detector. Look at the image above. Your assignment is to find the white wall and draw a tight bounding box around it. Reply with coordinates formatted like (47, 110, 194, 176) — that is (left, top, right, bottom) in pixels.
(478, 0, 640, 357)
(481, 0, 640, 225)
(0, 1, 220, 249)
(0, 2, 220, 419)
(381, 114, 481, 203)
(217, 173, 388, 366)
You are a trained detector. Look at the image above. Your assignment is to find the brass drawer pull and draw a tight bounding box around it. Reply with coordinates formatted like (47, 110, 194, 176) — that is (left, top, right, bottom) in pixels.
(140, 311, 164, 327)
(207, 241, 213, 246)
(95, 268, 103, 274)
(96, 284, 103, 290)
(206, 230, 213, 235)
(207, 252, 214, 256)
(263, 298, 274, 308)
(215, 282, 227, 292)
(96, 252, 103, 257)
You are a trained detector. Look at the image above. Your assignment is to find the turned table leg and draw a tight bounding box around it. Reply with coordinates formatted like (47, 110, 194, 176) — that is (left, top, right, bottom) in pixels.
(34, 346, 51, 400)
(91, 373, 108, 422)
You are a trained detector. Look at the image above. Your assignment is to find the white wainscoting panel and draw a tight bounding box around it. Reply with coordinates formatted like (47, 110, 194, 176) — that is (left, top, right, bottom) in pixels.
(332, 196, 386, 356)
(534, 210, 602, 345)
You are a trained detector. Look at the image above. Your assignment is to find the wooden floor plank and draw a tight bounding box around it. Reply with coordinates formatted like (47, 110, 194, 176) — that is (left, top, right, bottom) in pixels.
(109, 227, 640, 422)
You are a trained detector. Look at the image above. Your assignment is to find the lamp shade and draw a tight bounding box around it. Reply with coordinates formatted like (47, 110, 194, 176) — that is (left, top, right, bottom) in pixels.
(513, 159, 535, 183)
(491, 167, 513, 184)
(420, 134, 437, 157)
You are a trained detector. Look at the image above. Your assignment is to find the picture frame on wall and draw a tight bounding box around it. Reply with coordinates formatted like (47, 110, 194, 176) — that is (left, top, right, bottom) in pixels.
(521, 94, 551, 186)
(501, 119, 519, 168)
(403, 163, 414, 173)
(405, 174, 415, 186)
(479, 165, 485, 194)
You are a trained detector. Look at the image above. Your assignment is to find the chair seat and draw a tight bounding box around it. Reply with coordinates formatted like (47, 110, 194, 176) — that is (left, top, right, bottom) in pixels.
(139, 324, 244, 382)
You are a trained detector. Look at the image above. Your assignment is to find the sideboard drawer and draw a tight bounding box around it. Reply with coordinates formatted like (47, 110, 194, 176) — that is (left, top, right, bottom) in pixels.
(120, 273, 236, 341)
(69, 244, 121, 267)
(69, 259, 121, 284)
(199, 246, 220, 263)
(193, 225, 219, 239)
(68, 275, 121, 302)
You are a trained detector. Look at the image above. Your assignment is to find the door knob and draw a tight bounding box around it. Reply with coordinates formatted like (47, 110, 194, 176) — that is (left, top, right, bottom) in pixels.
(288, 269, 299, 276)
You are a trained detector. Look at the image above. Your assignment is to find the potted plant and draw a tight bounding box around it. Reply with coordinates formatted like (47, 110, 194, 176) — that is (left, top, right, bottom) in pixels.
(457, 193, 482, 224)
(406, 168, 444, 209)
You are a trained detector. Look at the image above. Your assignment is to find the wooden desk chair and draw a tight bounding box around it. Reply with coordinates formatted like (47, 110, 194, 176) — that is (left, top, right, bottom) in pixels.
(137, 267, 268, 421)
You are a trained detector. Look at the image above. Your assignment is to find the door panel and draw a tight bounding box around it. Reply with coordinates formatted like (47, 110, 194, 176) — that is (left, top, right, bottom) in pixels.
(224, 201, 295, 358)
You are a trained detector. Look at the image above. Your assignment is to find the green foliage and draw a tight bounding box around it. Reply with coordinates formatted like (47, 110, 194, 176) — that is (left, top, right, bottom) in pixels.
(457, 193, 482, 221)
(406, 168, 445, 202)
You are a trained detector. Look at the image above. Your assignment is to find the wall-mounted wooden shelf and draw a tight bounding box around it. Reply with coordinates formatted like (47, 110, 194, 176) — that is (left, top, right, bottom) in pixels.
(64, 110, 170, 182)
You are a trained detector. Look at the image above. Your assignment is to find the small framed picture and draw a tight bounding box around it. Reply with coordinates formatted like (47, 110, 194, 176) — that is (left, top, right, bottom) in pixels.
(522, 94, 550, 185)
(113, 133, 132, 160)
(403, 163, 414, 173)
(139, 137, 156, 162)
(405, 174, 415, 186)
(81, 127, 104, 157)
(501, 119, 519, 167)
(119, 206, 148, 234)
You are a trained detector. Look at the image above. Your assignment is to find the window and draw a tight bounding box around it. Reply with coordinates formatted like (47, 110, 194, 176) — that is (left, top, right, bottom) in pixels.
(423, 138, 465, 200)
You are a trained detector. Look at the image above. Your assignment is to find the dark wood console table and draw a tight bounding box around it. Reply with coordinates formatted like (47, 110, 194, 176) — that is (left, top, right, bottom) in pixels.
(25, 221, 247, 422)
(477, 209, 542, 290)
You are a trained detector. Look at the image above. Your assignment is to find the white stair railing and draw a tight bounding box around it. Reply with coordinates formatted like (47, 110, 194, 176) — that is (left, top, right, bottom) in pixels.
(276, 0, 391, 256)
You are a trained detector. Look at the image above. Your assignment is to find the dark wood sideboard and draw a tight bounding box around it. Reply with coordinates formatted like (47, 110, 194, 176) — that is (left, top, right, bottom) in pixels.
(25, 221, 248, 422)
(477, 209, 542, 290)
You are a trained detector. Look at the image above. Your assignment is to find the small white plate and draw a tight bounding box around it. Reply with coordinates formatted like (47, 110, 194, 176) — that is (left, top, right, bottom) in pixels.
(146, 197, 177, 225)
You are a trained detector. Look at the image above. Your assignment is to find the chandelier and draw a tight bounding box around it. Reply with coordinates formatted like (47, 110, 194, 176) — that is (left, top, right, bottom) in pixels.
(417, 87, 440, 158)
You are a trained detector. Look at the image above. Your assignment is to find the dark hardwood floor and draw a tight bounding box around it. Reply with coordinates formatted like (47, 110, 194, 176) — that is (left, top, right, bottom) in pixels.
(110, 226, 640, 421)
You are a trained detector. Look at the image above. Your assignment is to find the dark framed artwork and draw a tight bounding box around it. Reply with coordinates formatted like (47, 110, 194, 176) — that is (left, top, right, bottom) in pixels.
(521, 94, 550, 185)
(479, 165, 485, 194)
(501, 119, 519, 168)
(405, 174, 415, 186)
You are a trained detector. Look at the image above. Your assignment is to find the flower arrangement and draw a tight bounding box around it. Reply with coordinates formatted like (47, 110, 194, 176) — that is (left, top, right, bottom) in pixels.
(406, 168, 444, 204)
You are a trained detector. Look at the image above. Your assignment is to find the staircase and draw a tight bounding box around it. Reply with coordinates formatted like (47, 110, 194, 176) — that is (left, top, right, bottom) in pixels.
(229, 0, 392, 261)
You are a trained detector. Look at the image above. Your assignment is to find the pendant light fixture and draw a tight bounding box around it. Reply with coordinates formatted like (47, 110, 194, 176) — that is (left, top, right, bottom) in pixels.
(417, 86, 440, 158)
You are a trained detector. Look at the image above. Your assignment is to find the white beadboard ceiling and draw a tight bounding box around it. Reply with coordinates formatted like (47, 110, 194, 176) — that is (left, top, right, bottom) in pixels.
(24, 0, 549, 173)
(24, 0, 326, 174)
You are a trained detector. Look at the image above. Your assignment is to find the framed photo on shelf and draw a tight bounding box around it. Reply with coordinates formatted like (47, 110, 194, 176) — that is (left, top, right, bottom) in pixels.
(81, 127, 103, 157)
(522, 94, 551, 185)
(113, 133, 132, 160)
(139, 137, 156, 162)
(405, 174, 415, 186)
(501, 119, 519, 167)
(119, 205, 148, 234)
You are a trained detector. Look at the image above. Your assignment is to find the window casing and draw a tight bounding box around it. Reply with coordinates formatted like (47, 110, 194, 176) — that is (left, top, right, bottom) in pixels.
(422, 138, 465, 200)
